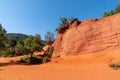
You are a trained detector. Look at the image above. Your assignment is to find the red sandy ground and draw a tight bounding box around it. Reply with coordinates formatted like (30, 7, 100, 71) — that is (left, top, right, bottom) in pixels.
(0, 52, 120, 80)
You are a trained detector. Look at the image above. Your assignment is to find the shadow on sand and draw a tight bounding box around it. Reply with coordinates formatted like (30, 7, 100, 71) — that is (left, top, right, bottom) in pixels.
(0, 61, 26, 67)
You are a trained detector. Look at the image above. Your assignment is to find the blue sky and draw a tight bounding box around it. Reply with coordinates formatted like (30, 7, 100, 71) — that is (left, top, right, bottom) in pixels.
(0, 0, 117, 39)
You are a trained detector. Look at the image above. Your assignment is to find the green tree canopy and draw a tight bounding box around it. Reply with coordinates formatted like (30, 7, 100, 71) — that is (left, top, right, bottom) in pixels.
(103, 5, 120, 17)
(24, 34, 42, 57)
(103, 12, 109, 17)
(0, 24, 7, 50)
(6, 33, 28, 42)
(45, 31, 55, 45)
(59, 17, 70, 26)
(115, 5, 120, 13)
(15, 41, 24, 55)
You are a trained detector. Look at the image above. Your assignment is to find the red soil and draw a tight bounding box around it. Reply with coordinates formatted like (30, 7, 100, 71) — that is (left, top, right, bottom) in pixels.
(0, 51, 120, 80)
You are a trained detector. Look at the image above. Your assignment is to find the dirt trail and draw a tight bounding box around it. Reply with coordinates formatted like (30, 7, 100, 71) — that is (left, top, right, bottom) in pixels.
(0, 55, 120, 80)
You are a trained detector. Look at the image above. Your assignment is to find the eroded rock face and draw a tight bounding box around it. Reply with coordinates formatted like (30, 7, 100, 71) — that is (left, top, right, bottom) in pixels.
(53, 13, 120, 56)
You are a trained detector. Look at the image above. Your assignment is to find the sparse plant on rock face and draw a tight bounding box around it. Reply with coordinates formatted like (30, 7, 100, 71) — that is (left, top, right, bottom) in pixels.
(47, 47, 54, 58)
(115, 5, 120, 13)
(56, 24, 69, 33)
(103, 12, 109, 17)
(42, 56, 49, 64)
(103, 5, 120, 17)
(56, 17, 78, 33)
(42, 47, 54, 63)
(109, 62, 120, 70)
(56, 17, 70, 33)
(59, 17, 70, 26)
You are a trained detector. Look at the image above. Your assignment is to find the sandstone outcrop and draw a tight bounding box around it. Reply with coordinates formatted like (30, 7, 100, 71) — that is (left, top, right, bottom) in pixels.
(53, 13, 120, 56)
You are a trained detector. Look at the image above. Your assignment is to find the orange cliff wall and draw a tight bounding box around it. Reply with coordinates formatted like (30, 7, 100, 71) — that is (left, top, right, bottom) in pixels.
(53, 13, 120, 56)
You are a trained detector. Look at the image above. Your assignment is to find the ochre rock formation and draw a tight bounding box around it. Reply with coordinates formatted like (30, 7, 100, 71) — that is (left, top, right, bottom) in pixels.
(53, 13, 120, 56)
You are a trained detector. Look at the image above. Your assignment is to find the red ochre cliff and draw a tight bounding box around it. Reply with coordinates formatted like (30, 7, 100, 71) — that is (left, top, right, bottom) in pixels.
(53, 13, 120, 57)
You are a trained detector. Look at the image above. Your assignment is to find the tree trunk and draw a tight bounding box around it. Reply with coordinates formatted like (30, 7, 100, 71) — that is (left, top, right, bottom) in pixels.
(30, 52, 33, 58)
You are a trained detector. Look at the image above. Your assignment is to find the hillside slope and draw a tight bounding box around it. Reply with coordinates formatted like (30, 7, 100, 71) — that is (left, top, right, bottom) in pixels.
(53, 13, 120, 56)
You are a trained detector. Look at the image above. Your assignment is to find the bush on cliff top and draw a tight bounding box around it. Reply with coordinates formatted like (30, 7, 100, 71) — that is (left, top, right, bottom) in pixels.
(56, 17, 77, 33)
(103, 5, 120, 17)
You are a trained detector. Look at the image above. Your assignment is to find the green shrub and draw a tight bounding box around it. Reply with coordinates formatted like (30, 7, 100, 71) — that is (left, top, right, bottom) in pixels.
(19, 56, 43, 64)
(102, 5, 120, 18)
(19, 56, 29, 63)
(42, 56, 49, 64)
(56, 24, 69, 33)
(47, 47, 54, 58)
(0, 63, 5, 66)
(56, 17, 78, 33)
(0, 49, 11, 57)
(109, 63, 120, 70)
(29, 57, 42, 64)
(19, 47, 54, 65)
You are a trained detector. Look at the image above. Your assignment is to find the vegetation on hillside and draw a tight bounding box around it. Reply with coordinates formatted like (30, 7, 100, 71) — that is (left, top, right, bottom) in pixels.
(56, 17, 77, 33)
(103, 5, 120, 17)
(0, 24, 54, 64)
(45, 31, 55, 45)
(6, 33, 28, 42)
(0, 24, 6, 50)
(23, 34, 42, 57)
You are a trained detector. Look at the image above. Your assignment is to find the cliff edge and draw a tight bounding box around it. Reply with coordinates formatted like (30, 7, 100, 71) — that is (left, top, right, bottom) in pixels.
(53, 13, 120, 57)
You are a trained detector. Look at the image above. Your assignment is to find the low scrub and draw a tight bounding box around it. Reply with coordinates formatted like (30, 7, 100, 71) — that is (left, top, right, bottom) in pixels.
(19, 47, 54, 65)
(19, 56, 29, 63)
(109, 62, 120, 70)
(56, 24, 69, 33)
(29, 57, 42, 64)
(0, 63, 5, 66)
(0, 50, 12, 57)
(42, 56, 49, 64)
(19, 56, 42, 64)
(56, 17, 78, 33)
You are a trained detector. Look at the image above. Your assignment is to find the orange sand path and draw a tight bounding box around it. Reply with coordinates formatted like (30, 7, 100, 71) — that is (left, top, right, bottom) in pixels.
(0, 57, 120, 80)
